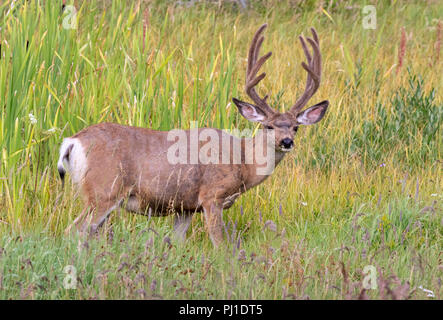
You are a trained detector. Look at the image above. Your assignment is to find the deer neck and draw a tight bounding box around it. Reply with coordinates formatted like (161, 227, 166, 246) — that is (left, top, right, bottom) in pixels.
(241, 130, 286, 190)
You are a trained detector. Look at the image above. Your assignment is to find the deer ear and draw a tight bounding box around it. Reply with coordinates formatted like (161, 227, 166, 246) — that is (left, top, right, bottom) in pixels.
(296, 100, 329, 125)
(232, 98, 267, 122)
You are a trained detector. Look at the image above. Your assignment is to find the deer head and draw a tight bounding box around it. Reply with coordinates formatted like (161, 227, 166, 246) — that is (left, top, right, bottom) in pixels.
(232, 24, 329, 152)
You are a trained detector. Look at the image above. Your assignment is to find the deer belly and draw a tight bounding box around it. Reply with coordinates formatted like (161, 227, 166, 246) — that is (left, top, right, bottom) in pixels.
(124, 191, 200, 216)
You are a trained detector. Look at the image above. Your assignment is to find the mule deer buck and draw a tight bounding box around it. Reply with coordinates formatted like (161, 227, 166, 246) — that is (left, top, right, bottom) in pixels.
(58, 24, 329, 247)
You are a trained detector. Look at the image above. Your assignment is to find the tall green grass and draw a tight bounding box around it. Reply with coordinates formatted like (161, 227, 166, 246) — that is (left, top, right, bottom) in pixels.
(0, 0, 441, 299)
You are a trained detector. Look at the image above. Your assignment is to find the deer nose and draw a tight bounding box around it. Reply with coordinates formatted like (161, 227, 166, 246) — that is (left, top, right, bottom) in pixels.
(281, 138, 294, 149)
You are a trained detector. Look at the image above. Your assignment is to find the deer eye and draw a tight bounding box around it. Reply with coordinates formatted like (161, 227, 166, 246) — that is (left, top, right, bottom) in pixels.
(264, 125, 274, 130)
(293, 126, 299, 133)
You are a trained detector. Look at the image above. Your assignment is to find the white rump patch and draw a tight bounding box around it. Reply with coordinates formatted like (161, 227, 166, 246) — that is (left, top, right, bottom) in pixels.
(58, 137, 87, 184)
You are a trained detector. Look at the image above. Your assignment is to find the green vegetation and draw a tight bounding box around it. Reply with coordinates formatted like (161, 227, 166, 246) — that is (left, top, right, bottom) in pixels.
(0, 0, 441, 299)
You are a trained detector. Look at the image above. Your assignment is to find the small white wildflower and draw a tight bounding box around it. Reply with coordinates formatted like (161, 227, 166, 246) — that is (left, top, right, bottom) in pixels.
(300, 201, 307, 206)
(28, 113, 37, 125)
(431, 194, 438, 197)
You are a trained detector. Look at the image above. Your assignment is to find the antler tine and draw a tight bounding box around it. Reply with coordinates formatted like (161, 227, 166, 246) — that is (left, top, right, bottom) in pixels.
(289, 28, 322, 115)
(298, 35, 314, 96)
(247, 24, 267, 75)
(311, 27, 319, 45)
(253, 36, 265, 68)
(245, 24, 275, 115)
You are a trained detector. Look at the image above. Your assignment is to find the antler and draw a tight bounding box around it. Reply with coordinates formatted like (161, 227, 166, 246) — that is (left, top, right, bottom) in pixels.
(245, 24, 275, 116)
(289, 28, 322, 115)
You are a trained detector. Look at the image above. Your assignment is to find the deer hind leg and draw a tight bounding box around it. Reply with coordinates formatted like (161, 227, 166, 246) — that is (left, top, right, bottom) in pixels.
(173, 214, 193, 242)
(73, 182, 125, 236)
(64, 199, 119, 237)
(72, 165, 130, 236)
(202, 201, 224, 247)
(64, 206, 89, 236)
(77, 199, 121, 236)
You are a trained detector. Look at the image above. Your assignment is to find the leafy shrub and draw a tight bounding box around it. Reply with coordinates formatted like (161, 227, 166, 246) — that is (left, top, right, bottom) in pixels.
(351, 72, 442, 168)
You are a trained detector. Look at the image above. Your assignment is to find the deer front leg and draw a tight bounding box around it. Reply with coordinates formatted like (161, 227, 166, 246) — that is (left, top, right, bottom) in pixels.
(202, 202, 224, 247)
(173, 214, 193, 242)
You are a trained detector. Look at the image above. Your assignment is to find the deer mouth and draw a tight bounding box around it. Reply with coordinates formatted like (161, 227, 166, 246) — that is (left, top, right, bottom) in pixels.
(279, 146, 294, 152)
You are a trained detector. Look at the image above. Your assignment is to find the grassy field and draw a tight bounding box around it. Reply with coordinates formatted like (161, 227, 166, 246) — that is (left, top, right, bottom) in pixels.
(0, 0, 442, 299)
